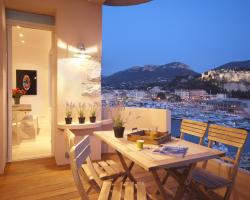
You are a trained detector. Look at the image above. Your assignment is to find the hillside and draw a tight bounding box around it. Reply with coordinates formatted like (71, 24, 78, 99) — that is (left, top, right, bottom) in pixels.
(102, 62, 200, 89)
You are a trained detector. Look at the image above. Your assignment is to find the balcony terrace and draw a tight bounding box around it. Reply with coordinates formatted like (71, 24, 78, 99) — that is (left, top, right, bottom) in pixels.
(0, 0, 249, 200)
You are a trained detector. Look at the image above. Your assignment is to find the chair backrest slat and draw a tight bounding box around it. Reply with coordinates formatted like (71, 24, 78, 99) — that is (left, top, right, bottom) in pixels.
(64, 129, 75, 152)
(74, 135, 90, 159)
(74, 144, 91, 169)
(180, 119, 208, 145)
(208, 125, 247, 148)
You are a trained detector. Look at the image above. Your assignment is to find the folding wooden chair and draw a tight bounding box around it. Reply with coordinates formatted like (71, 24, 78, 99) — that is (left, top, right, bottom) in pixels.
(191, 124, 248, 200)
(64, 129, 126, 190)
(160, 119, 208, 186)
(68, 131, 147, 200)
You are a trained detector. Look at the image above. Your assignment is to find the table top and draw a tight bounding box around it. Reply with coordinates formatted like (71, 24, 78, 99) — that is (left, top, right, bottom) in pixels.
(12, 104, 31, 111)
(94, 130, 225, 171)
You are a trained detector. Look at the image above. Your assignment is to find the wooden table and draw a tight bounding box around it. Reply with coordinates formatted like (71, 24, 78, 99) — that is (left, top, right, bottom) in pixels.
(94, 130, 225, 199)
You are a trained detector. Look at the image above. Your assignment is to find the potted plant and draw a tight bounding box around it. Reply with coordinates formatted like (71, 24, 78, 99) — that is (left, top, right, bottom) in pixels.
(109, 101, 130, 138)
(89, 102, 98, 123)
(78, 102, 85, 124)
(12, 88, 26, 104)
(65, 102, 74, 124)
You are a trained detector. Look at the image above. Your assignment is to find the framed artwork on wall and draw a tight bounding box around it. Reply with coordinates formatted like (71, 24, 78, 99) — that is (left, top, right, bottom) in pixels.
(16, 70, 37, 95)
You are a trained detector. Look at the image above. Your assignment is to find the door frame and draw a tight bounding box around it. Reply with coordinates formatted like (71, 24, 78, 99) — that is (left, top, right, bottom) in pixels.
(6, 19, 56, 162)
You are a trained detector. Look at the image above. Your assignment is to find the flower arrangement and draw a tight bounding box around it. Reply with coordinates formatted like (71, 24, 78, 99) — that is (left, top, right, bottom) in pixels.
(12, 88, 26, 104)
(65, 102, 75, 124)
(12, 88, 26, 98)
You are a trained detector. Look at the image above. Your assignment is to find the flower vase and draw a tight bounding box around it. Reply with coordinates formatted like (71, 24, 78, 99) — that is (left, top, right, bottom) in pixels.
(14, 97, 20, 104)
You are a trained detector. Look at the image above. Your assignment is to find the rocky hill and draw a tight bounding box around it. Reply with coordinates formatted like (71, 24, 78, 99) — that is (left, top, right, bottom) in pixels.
(102, 62, 200, 89)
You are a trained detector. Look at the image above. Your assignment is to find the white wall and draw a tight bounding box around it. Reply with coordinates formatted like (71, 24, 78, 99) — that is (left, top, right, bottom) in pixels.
(57, 57, 101, 123)
(103, 107, 171, 132)
(0, 0, 7, 174)
(12, 29, 52, 117)
(124, 107, 171, 132)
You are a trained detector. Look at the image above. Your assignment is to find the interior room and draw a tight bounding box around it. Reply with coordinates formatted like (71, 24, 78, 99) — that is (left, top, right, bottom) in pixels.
(11, 26, 52, 160)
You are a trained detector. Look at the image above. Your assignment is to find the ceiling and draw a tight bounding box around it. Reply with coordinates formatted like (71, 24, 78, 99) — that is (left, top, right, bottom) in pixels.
(90, 0, 152, 6)
(12, 26, 51, 50)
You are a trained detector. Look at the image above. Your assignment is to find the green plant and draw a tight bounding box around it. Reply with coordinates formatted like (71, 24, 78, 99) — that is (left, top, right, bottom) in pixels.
(89, 102, 98, 117)
(77, 102, 85, 117)
(65, 102, 75, 118)
(113, 115, 125, 128)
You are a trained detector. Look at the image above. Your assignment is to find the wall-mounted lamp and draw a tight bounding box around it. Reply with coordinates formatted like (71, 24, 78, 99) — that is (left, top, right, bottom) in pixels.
(75, 42, 91, 59)
(77, 43, 85, 52)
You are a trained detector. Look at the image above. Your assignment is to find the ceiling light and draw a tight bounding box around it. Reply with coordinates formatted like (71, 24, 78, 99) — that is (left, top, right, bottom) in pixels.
(19, 33, 24, 38)
(21, 40, 25, 43)
(16, 26, 21, 29)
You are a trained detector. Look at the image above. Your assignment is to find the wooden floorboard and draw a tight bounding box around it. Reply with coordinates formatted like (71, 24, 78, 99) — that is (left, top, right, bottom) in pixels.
(0, 155, 250, 200)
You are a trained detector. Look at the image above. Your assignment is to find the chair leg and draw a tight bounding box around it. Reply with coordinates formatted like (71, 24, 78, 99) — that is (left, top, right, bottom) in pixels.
(224, 185, 233, 200)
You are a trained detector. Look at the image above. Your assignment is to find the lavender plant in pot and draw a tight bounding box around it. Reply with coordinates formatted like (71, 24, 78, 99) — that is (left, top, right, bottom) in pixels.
(65, 102, 74, 124)
(89, 102, 98, 123)
(109, 101, 130, 138)
(78, 102, 85, 124)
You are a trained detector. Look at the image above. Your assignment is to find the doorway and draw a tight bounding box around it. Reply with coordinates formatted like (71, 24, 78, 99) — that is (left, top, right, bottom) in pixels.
(8, 24, 53, 161)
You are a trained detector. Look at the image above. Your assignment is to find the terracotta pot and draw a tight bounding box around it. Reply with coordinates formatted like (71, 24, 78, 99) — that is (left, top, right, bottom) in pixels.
(90, 116, 96, 123)
(14, 97, 20, 104)
(78, 117, 85, 124)
(113, 126, 125, 138)
(65, 117, 72, 124)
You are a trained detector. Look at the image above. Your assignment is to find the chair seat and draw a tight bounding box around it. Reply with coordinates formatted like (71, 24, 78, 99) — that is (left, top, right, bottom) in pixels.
(98, 181, 147, 200)
(191, 168, 232, 190)
(82, 159, 125, 181)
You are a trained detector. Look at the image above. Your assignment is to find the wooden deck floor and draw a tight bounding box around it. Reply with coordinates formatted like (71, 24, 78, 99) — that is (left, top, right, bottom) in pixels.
(0, 155, 250, 200)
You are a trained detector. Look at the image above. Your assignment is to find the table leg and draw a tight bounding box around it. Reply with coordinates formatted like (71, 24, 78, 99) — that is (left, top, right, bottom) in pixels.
(116, 151, 137, 183)
(173, 163, 196, 200)
(151, 169, 169, 199)
(122, 161, 134, 182)
(162, 171, 170, 185)
(154, 171, 173, 196)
